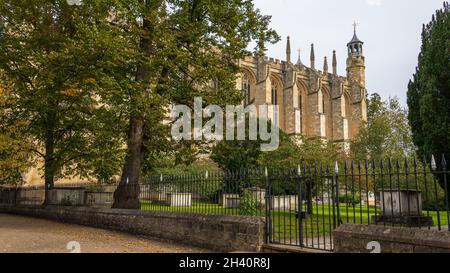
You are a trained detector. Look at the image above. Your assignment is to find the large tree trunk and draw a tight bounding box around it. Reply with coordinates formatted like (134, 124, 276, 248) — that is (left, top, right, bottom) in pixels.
(113, 1, 167, 209)
(112, 115, 144, 209)
(43, 135, 56, 206)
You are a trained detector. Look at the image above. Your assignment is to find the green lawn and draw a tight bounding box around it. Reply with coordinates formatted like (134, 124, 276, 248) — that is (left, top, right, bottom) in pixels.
(140, 200, 449, 244)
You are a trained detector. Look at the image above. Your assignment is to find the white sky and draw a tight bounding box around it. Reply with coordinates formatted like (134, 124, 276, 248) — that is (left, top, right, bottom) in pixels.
(251, 0, 444, 106)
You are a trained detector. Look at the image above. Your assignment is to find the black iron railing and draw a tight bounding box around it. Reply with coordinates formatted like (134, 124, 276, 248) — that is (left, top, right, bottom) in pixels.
(1, 156, 449, 252)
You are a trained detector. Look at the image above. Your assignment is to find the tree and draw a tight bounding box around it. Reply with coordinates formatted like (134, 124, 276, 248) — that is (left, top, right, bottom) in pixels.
(0, 1, 126, 201)
(407, 2, 449, 195)
(0, 83, 30, 185)
(211, 133, 263, 172)
(259, 135, 344, 214)
(351, 93, 415, 162)
(105, 0, 279, 208)
(212, 130, 344, 214)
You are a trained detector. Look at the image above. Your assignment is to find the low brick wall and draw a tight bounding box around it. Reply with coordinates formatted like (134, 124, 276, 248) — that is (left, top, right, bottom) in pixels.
(0, 205, 265, 252)
(334, 224, 450, 253)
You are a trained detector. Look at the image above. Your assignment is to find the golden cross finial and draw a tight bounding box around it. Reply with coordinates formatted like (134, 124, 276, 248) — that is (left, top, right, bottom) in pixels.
(353, 20, 360, 33)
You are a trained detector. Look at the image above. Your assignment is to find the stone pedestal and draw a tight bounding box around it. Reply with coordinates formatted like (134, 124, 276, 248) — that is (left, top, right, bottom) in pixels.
(372, 189, 433, 227)
(270, 195, 298, 210)
(219, 194, 241, 208)
(16, 188, 45, 205)
(378, 189, 422, 216)
(85, 192, 113, 207)
(166, 193, 192, 207)
(47, 187, 85, 206)
(145, 192, 167, 203)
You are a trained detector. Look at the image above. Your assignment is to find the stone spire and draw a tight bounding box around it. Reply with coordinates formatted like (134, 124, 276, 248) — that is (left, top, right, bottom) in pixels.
(286, 36, 291, 63)
(332, 50, 337, 75)
(296, 48, 304, 66)
(323, 57, 328, 74)
(310, 43, 315, 70)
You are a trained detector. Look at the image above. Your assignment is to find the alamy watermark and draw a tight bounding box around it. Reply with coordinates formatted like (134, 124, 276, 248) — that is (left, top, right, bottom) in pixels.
(66, 0, 83, 6)
(171, 97, 280, 152)
(66, 241, 81, 253)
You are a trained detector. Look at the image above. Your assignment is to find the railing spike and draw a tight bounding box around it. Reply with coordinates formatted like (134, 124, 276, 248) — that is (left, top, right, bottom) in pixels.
(442, 154, 447, 170)
(431, 155, 437, 171)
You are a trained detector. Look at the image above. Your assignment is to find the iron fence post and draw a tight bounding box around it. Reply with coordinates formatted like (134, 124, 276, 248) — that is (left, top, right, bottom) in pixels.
(335, 161, 342, 226)
(297, 164, 304, 247)
(264, 167, 272, 244)
(330, 171, 336, 230)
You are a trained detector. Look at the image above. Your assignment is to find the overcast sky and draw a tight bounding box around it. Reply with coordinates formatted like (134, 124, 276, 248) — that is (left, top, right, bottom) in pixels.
(251, 0, 444, 107)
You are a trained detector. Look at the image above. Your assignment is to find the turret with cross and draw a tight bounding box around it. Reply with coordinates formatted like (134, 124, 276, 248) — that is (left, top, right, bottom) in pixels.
(347, 20, 364, 57)
(346, 21, 366, 86)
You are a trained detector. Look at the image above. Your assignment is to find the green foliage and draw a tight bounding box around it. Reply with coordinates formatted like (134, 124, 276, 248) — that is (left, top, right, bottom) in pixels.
(213, 128, 344, 173)
(0, 0, 279, 202)
(239, 190, 258, 216)
(211, 128, 345, 212)
(147, 156, 220, 176)
(260, 135, 344, 198)
(260, 135, 344, 168)
(407, 4, 449, 167)
(0, 1, 127, 185)
(211, 136, 263, 171)
(0, 85, 30, 185)
(339, 194, 361, 206)
(111, 0, 280, 189)
(351, 93, 416, 162)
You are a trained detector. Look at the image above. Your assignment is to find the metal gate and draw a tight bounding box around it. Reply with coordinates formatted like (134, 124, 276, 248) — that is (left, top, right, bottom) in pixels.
(264, 168, 339, 252)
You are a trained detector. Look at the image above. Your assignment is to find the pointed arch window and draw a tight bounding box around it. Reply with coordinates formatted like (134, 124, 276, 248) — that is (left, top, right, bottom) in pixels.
(271, 82, 278, 105)
(322, 96, 326, 114)
(242, 74, 251, 106)
(298, 94, 302, 111)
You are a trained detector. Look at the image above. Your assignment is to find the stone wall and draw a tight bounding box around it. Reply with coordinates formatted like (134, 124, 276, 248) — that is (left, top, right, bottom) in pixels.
(0, 205, 265, 252)
(334, 224, 450, 253)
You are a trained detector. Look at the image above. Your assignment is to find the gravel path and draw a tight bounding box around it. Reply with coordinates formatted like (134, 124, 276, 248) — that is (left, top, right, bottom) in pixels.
(0, 213, 210, 253)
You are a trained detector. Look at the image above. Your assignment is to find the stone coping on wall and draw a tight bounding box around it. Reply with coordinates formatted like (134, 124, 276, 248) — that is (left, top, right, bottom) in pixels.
(0, 204, 265, 253)
(334, 224, 450, 253)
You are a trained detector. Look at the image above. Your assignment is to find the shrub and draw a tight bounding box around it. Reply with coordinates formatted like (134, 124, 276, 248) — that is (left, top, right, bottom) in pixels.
(338, 194, 361, 206)
(239, 190, 258, 216)
(422, 198, 447, 212)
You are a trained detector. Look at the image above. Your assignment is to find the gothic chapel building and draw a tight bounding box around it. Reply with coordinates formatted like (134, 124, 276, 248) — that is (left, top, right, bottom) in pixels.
(236, 28, 368, 145)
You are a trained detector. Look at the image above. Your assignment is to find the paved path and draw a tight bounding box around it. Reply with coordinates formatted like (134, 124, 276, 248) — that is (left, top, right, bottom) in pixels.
(0, 213, 210, 253)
